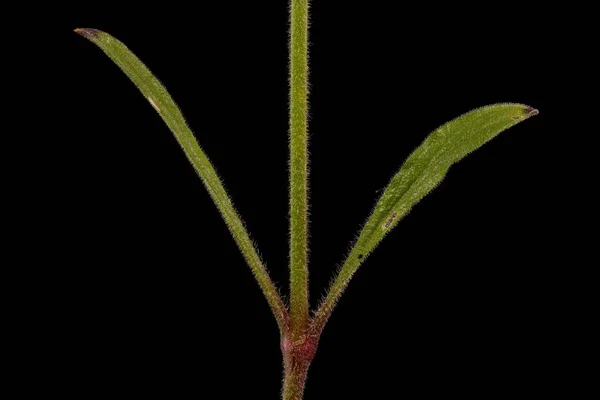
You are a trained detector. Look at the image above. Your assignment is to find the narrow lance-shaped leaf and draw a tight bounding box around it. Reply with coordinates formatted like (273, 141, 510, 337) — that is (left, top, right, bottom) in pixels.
(313, 103, 538, 333)
(75, 28, 288, 331)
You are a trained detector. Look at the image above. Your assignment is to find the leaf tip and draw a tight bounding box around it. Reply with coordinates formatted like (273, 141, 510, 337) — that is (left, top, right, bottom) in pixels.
(525, 106, 539, 117)
(512, 105, 539, 121)
(74, 28, 101, 40)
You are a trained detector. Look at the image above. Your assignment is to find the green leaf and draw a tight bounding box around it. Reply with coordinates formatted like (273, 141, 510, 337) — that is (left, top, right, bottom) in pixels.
(75, 28, 288, 331)
(313, 103, 538, 333)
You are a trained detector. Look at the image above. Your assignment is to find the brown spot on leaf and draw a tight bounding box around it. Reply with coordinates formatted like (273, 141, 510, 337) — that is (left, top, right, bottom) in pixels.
(383, 213, 398, 229)
(74, 28, 101, 40)
(524, 106, 539, 117)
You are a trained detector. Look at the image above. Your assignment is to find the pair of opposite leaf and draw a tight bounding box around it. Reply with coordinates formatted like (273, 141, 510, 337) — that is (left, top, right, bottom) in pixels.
(75, 28, 538, 335)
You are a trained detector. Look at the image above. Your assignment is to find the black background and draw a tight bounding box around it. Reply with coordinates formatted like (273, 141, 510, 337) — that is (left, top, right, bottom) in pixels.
(14, 2, 584, 399)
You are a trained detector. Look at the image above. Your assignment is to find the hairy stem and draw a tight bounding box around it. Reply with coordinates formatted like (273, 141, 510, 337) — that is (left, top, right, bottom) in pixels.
(289, 0, 311, 340)
(281, 333, 317, 400)
(282, 362, 310, 400)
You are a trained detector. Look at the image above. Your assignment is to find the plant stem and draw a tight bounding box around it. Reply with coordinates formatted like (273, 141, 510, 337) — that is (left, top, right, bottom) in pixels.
(282, 360, 310, 400)
(281, 333, 317, 400)
(289, 0, 311, 340)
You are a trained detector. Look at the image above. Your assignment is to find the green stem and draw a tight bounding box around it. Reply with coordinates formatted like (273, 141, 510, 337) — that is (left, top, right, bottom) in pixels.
(282, 361, 310, 400)
(289, 0, 310, 340)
